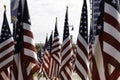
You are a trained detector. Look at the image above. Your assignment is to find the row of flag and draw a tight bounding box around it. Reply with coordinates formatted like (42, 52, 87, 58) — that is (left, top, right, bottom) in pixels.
(37, 0, 120, 80)
(0, 0, 120, 80)
(0, 0, 40, 80)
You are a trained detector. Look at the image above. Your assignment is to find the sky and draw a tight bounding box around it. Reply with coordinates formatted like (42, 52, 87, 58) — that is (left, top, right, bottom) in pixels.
(0, 0, 90, 43)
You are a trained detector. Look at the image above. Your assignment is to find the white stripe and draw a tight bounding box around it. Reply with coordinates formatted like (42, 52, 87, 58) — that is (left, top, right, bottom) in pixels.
(77, 45, 89, 69)
(43, 60, 49, 68)
(27, 62, 36, 75)
(49, 58, 53, 77)
(61, 71, 68, 80)
(94, 36, 106, 80)
(13, 53, 19, 68)
(75, 59, 88, 80)
(61, 51, 72, 67)
(62, 36, 70, 47)
(62, 43, 72, 57)
(52, 46, 60, 53)
(0, 56, 13, 68)
(24, 48, 38, 61)
(0, 37, 13, 48)
(24, 35, 35, 46)
(105, 3, 120, 23)
(18, 55, 23, 80)
(104, 22, 120, 42)
(44, 54, 49, 63)
(104, 42, 120, 63)
(1, 71, 9, 80)
(11, 70, 15, 80)
(23, 23, 31, 31)
(53, 54, 60, 62)
(78, 34, 88, 52)
(0, 45, 14, 58)
(65, 66, 72, 75)
(52, 42, 58, 47)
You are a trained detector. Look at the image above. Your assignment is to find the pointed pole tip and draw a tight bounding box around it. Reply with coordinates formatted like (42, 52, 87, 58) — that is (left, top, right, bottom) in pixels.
(56, 17, 57, 20)
(4, 5, 6, 10)
(51, 30, 53, 33)
(66, 6, 69, 9)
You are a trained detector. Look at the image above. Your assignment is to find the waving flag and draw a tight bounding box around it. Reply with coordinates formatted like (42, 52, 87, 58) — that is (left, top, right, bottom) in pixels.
(49, 18, 61, 79)
(74, 0, 90, 79)
(103, 0, 120, 79)
(0, 6, 14, 80)
(42, 33, 52, 79)
(90, 0, 106, 80)
(12, 0, 40, 80)
(60, 6, 73, 80)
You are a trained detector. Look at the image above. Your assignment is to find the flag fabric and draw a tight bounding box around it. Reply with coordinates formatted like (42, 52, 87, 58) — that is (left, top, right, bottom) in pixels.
(74, 0, 90, 80)
(90, 0, 106, 80)
(103, 0, 120, 79)
(12, 0, 40, 80)
(42, 33, 52, 79)
(37, 48, 43, 80)
(48, 32, 54, 79)
(0, 7, 14, 80)
(89, 27, 101, 80)
(60, 7, 73, 80)
(50, 18, 61, 79)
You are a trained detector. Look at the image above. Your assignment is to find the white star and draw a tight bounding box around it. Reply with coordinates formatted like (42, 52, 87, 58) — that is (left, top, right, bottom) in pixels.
(3, 25, 6, 27)
(112, 0, 116, 4)
(6, 29, 8, 32)
(4, 33, 7, 36)
(9, 34, 11, 37)
(84, 6, 86, 9)
(84, 11, 86, 14)
(85, 36, 87, 39)
(16, 34, 19, 38)
(3, 37, 6, 40)
(98, 25, 102, 29)
(80, 30, 82, 33)
(18, 12, 20, 16)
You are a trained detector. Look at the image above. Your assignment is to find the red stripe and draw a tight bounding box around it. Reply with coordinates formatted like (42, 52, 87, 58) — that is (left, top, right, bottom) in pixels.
(110, 68, 120, 80)
(24, 42, 36, 52)
(103, 32, 120, 52)
(77, 39, 88, 58)
(23, 29, 33, 38)
(0, 42, 14, 53)
(76, 52, 88, 75)
(91, 54, 100, 80)
(75, 65, 85, 80)
(104, 12, 120, 32)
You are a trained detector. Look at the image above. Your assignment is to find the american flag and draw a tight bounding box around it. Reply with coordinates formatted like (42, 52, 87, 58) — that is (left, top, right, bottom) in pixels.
(74, 0, 90, 79)
(49, 18, 61, 79)
(42, 33, 52, 79)
(60, 6, 73, 80)
(48, 31, 54, 79)
(12, 0, 40, 80)
(0, 8, 14, 80)
(90, 0, 105, 80)
(103, 0, 120, 79)
(42, 35, 49, 79)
